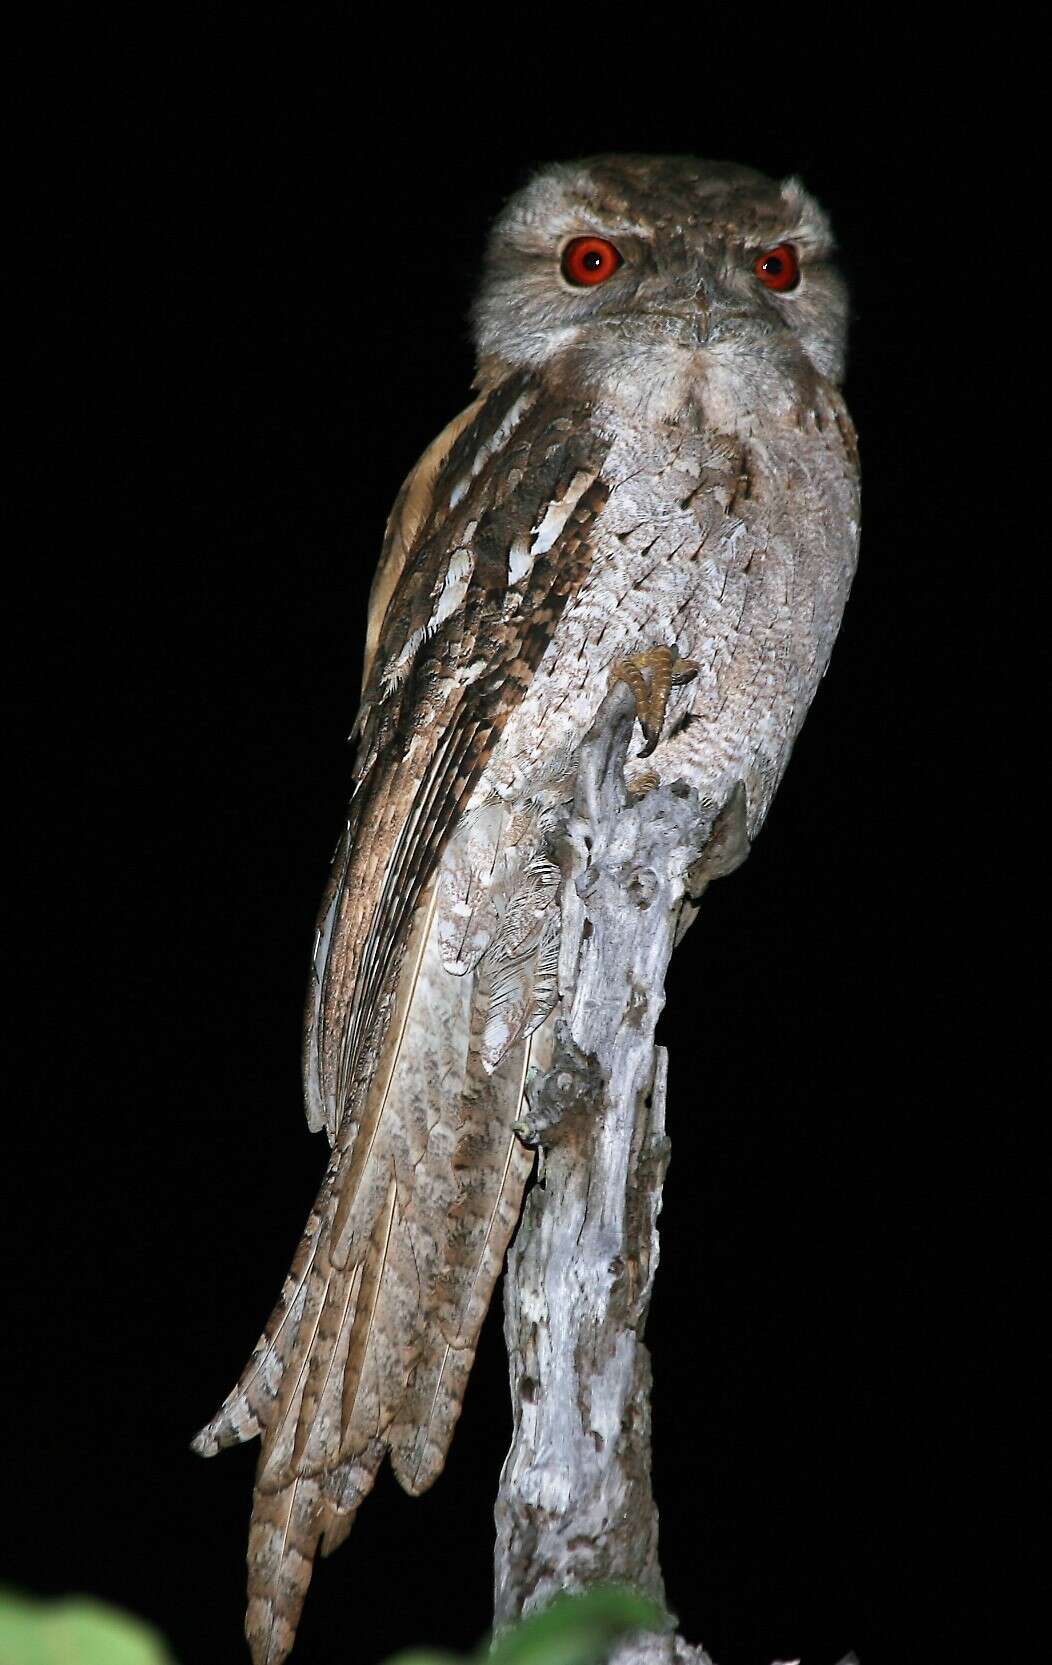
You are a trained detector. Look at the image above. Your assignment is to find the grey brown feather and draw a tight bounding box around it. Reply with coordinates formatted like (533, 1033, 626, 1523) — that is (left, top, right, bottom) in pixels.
(193, 152, 860, 1665)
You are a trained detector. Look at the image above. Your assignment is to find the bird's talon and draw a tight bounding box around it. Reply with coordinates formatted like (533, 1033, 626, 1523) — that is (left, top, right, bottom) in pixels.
(610, 646, 697, 756)
(629, 768, 661, 798)
(637, 726, 660, 759)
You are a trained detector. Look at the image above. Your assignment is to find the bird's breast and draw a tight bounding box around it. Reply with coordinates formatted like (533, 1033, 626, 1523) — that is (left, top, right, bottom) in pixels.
(481, 400, 858, 822)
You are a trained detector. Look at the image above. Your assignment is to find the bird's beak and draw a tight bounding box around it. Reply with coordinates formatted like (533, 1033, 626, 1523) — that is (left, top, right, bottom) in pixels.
(631, 302, 712, 348)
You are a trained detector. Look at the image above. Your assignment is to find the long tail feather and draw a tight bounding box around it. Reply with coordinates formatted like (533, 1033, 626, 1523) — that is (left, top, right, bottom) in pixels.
(196, 817, 555, 1660)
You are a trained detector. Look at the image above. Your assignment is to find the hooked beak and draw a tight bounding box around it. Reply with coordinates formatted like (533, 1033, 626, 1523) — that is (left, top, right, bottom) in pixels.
(602, 302, 712, 349)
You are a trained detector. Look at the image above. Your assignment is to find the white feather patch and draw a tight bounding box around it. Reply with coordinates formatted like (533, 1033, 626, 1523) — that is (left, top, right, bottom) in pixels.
(448, 389, 537, 509)
(508, 468, 599, 589)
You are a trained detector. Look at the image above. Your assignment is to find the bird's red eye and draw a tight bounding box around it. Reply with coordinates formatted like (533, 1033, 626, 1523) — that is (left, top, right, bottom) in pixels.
(753, 243, 800, 292)
(561, 236, 623, 287)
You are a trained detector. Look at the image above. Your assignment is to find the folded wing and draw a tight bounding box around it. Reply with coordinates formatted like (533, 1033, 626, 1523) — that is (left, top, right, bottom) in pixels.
(193, 372, 610, 1664)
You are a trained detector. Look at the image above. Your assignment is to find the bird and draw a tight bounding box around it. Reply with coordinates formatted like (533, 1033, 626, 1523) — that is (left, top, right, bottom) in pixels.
(193, 153, 861, 1664)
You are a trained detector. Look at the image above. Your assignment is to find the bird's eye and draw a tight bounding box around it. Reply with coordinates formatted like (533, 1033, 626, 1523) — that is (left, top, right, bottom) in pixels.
(561, 236, 623, 287)
(753, 243, 800, 292)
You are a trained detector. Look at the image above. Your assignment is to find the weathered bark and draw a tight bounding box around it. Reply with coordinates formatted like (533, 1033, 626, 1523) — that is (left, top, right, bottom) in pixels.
(493, 675, 729, 1664)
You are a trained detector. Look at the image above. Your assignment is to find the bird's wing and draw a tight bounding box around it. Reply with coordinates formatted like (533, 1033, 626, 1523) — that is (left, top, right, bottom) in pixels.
(193, 370, 611, 1665)
(305, 369, 608, 1142)
(359, 390, 488, 694)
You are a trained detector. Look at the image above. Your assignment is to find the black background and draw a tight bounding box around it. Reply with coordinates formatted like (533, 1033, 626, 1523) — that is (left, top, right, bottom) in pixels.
(8, 16, 1021, 1665)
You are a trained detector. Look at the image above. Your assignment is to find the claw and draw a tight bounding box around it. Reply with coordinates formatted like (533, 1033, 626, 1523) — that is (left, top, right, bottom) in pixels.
(610, 646, 699, 757)
(628, 768, 661, 799)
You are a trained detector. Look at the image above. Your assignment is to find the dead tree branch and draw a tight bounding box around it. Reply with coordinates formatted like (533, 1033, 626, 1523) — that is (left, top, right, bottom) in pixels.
(493, 673, 740, 1664)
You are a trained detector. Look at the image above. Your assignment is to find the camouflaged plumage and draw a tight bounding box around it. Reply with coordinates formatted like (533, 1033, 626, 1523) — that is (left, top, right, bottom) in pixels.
(194, 153, 860, 1664)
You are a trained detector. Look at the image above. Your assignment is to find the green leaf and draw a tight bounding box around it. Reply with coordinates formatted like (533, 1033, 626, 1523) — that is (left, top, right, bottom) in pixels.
(486, 1588, 668, 1665)
(382, 1654, 461, 1665)
(378, 1586, 668, 1665)
(0, 1589, 175, 1665)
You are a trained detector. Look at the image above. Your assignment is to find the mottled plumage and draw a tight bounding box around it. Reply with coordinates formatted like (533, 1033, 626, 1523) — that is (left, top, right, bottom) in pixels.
(194, 153, 860, 1664)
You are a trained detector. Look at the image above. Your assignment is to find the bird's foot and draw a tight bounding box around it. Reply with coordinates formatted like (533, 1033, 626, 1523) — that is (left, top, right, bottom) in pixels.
(627, 767, 661, 799)
(610, 645, 699, 758)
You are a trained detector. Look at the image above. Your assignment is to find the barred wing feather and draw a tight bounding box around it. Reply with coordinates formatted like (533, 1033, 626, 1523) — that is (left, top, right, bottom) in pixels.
(193, 373, 609, 1665)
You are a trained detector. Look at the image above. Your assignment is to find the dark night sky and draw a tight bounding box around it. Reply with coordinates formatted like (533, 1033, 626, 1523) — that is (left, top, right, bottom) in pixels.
(7, 17, 1023, 1665)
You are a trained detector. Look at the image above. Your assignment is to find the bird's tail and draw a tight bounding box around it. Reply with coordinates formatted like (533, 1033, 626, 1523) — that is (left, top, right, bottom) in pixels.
(193, 855, 544, 1663)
